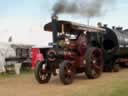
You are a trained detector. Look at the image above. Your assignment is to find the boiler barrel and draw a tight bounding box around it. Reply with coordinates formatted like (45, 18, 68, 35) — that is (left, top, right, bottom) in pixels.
(103, 27, 119, 53)
(113, 29, 128, 47)
(113, 29, 128, 57)
(102, 27, 128, 55)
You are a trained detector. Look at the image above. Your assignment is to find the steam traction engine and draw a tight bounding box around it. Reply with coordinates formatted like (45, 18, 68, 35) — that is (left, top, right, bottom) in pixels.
(34, 16, 105, 85)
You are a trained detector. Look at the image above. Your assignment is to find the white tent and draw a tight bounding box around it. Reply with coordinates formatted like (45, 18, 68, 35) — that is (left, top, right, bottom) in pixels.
(0, 42, 16, 73)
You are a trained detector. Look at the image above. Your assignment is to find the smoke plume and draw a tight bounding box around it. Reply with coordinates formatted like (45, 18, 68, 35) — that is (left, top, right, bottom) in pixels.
(53, 0, 114, 17)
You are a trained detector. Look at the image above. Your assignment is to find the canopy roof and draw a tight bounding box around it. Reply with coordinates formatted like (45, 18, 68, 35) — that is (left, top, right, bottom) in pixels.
(44, 20, 105, 33)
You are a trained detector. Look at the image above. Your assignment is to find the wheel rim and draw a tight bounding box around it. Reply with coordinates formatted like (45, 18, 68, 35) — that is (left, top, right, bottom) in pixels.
(64, 63, 73, 81)
(39, 63, 49, 80)
(90, 49, 103, 76)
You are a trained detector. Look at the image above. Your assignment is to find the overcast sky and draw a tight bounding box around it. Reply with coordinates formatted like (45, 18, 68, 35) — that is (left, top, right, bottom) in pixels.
(0, 0, 128, 45)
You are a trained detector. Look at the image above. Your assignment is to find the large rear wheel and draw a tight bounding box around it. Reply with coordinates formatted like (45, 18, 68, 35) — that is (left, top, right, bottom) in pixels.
(59, 61, 74, 85)
(34, 61, 51, 84)
(85, 47, 103, 79)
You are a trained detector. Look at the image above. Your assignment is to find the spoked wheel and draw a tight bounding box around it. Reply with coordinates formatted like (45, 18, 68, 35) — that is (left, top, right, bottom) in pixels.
(34, 61, 51, 84)
(59, 61, 74, 85)
(85, 47, 103, 79)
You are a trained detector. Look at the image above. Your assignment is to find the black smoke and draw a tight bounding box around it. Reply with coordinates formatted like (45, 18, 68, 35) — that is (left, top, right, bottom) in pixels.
(52, 0, 114, 17)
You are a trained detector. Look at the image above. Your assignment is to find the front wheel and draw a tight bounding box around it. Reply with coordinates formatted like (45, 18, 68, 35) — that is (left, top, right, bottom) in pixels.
(34, 61, 51, 84)
(59, 61, 74, 85)
(85, 47, 103, 79)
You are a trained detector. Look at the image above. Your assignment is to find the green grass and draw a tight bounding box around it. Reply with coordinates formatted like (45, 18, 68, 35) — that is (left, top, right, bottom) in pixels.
(0, 72, 16, 78)
(110, 81, 128, 96)
(20, 67, 33, 74)
(0, 67, 33, 78)
(70, 79, 128, 96)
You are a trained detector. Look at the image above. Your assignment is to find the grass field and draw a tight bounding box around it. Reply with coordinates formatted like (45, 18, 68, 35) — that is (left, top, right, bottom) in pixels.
(110, 81, 128, 96)
(70, 78, 128, 96)
(0, 67, 32, 78)
(72, 81, 128, 96)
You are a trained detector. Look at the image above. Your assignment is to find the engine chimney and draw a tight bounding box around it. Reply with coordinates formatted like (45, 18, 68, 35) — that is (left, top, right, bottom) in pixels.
(51, 15, 59, 48)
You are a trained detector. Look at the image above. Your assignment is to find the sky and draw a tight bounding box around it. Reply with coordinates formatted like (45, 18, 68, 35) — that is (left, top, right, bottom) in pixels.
(0, 0, 128, 45)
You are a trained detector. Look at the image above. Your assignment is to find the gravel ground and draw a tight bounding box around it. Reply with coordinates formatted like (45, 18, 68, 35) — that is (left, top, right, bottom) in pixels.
(0, 69, 128, 96)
